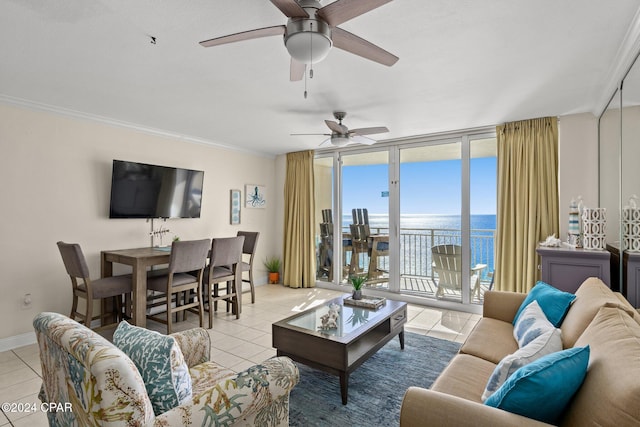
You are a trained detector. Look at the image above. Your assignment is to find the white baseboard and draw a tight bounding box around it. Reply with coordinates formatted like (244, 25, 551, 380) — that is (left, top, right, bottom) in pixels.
(0, 331, 37, 353)
(0, 284, 270, 352)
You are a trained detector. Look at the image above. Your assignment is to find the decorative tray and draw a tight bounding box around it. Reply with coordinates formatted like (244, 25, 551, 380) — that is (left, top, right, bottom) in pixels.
(343, 296, 386, 309)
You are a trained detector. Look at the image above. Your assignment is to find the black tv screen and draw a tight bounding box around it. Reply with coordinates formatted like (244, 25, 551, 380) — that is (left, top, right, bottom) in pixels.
(109, 160, 204, 218)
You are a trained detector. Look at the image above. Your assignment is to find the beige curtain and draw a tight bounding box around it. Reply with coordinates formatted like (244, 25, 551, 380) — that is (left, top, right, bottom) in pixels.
(283, 150, 316, 288)
(494, 117, 559, 293)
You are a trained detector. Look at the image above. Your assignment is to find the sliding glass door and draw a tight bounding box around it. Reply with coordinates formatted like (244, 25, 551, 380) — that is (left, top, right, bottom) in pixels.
(398, 140, 463, 301)
(341, 150, 390, 290)
(314, 129, 496, 308)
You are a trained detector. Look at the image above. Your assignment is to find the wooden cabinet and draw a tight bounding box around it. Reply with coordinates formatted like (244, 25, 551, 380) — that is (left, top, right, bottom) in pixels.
(607, 244, 640, 308)
(536, 245, 611, 294)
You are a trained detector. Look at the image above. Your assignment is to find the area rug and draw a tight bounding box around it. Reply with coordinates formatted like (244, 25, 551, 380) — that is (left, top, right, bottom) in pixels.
(288, 332, 461, 427)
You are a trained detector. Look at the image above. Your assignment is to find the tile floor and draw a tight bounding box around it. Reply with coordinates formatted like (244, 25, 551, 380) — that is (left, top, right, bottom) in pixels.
(0, 285, 480, 426)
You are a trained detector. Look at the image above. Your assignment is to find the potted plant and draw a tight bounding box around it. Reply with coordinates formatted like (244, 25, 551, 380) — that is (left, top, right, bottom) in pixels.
(349, 275, 367, 300)
(264, 256, 281, 284)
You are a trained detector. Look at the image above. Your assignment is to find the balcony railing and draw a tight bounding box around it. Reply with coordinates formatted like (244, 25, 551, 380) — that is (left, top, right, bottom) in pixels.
(329, 226, 495, 284)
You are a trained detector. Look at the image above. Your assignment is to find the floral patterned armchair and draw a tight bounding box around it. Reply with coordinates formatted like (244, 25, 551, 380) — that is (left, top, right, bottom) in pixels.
(34, 312, 299, 426)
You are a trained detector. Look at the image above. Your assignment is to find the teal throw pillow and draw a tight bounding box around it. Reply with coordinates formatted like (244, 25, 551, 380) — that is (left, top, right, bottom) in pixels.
(513, 281, 576, 327)
(482, 327, 562, 401)
(113, 321, 192, 415)
(484, 346, 590, 424)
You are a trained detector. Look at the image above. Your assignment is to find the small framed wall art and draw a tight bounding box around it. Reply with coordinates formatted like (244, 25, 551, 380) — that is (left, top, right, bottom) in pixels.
(245, 184, 266, 208)
(230, 189, 241, 224)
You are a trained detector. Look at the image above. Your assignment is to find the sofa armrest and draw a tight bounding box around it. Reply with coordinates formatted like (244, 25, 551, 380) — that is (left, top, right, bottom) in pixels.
(483, 291, 526, 323)
(171, 328, 211, 367)
(400, 387, 552, 427)
(154, 357, 299, 426)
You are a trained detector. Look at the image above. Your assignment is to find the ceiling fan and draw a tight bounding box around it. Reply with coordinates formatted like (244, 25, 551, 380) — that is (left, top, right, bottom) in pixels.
(199, 0, 399, 81)
(292, 111, 389, 147)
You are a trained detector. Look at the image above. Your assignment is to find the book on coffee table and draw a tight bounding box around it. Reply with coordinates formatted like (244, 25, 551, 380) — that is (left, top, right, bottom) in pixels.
(343, 296, 386, 309)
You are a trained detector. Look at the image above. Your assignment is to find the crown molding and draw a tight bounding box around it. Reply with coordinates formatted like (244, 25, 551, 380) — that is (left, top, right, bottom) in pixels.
(0, 94, 275, 159)
(595, 6, 640, 117)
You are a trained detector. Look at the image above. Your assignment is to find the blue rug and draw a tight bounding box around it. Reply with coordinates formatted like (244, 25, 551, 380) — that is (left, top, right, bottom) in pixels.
(289, 332, 460, 427)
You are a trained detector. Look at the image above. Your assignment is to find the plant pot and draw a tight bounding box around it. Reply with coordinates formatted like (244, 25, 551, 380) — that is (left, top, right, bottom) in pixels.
(268, 272, 279, 284)
(352, 289, 362, 300)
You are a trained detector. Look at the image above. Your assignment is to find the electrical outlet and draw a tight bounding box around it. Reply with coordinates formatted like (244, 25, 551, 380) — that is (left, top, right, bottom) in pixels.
(22, 293, 32, 308)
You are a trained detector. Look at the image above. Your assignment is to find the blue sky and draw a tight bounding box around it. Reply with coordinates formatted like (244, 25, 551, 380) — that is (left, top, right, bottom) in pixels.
(342, 157, 497, 215)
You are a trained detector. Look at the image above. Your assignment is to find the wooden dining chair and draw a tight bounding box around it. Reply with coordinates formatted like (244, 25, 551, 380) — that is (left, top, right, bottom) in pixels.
(203, 236, 245, 328)
(57, 241, 132, 329)
(237, 231, 259, 303)
(146, 239, 210, 334)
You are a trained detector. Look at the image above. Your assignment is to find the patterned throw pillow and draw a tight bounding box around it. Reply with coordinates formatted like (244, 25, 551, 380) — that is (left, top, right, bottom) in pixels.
(113, 321, 192, 415)
(513, 300, 555, 348)
(513, 281, 576, 327)
(484, 346, 590, 424)
(482, 328, 562, 401)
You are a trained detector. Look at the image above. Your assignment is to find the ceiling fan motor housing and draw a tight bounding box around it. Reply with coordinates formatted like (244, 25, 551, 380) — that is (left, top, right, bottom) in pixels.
(284, 0, 332, 64)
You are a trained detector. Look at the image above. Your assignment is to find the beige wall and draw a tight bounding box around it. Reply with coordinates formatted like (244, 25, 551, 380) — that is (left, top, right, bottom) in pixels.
(558, 113, 599, 241)
(0, 103, 279, 346)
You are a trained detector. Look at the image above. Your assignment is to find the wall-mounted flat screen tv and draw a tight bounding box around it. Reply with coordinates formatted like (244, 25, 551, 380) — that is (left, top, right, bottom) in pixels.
(109, 160, 204, 219)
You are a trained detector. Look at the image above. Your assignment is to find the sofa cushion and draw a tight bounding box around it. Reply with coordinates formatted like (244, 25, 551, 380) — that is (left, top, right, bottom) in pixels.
(513, 300, 555, 347)
(513, 281, 575, 327)
(113, 321, 192, 415)
(613, 291, 640, 324)
(482, 327, 562, 401)
(561, 306, 640, 426)
(431, 354, 496, 403)
(460, 318, 519, 364)
(484, 346, 589, 424)
(560, 277, 637, 347)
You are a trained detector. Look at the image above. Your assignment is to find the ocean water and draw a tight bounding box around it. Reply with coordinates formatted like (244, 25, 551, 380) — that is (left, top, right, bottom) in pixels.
(342, 213, 496, 232)
(340, 213, 496, 277)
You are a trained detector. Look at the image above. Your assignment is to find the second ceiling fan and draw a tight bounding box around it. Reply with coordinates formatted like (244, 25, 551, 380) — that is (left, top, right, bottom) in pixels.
(292, 111, 389, 147)
(199, 0, 399, 81)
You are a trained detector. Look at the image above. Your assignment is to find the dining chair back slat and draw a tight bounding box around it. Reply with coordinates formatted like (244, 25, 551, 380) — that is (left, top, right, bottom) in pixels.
(236, 231, 259, 303)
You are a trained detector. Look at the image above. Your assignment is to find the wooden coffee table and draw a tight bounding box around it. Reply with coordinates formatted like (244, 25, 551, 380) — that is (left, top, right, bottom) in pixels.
(272, 296, 407, 404)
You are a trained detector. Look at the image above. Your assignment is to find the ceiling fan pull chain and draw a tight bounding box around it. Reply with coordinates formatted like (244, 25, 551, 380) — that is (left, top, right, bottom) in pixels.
(304, 70, 308, 99)
(304, 22, 313, 99)
(309, 22, 314, 79)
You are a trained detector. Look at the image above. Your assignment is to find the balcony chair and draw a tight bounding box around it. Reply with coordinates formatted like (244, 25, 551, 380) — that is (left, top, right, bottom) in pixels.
(56, 241, 132, 329)
(349, 208, 389, 282)
(146, 239, 210, 334)
(236, 231, 259, 303)
(318, 208, 352, 281)
(203, 236, 245, 327)
(431, 244, 486, 299)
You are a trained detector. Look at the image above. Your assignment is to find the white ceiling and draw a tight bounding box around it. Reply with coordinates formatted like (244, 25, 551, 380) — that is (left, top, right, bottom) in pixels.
(2, 0, 640, 156)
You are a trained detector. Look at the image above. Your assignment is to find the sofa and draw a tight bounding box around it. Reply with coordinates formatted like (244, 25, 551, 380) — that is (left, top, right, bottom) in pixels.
(34, 312, 299, 426)
(400, 277, 640, 426)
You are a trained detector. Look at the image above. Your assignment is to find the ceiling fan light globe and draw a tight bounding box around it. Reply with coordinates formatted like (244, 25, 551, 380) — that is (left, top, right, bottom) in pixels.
(285, 19, 332, 64)
(332, 136, 350, 147)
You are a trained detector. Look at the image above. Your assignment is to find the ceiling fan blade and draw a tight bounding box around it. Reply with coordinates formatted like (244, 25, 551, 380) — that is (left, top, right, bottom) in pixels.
(350, 135, 377, 145)
(290, 58, 305, 81)
(325, 120, 348, 134)
(291, 133, 331, 136)
(270, 0, 309, 18)
(199, 25, 285, 48)
(332, 27, 398, 66)
(350, 126, 389, 136)
(317, 0, 392, 27)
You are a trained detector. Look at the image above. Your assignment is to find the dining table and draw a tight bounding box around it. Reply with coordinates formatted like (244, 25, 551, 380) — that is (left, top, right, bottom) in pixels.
(101, 247, 171, 328)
